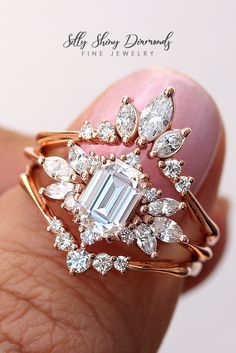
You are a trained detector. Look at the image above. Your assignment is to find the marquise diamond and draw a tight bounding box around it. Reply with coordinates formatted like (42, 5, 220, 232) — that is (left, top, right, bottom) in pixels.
(45, 182, 74, 200)
(116, 103, 137, 140)
(139, 94, 173, 141)
(148, 198, 180, 217)
(151, 217, 183, 243)
(43, 156, 73, 181)
(151, 129, 184, 158)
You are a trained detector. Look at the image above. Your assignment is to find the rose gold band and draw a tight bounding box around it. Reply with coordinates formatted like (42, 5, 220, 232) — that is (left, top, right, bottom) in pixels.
(20, 130, 219, 278)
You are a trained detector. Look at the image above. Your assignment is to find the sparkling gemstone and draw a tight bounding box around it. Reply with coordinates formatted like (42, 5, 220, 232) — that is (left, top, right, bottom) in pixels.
(151, 129, 184, 158)
(114, 256, 129, 273)
(116, 103, 137, 140)
(125, 152, 140, 167)
(63, 192, 78, 211)
(162, 159, 182, 179)
(55, 232, 74, 251)
(97, 121, 116, 142)
(139, 94, 173, 141)
(175, 176, 192, 193)
(43, 156, 73, 181)
(80, 122, 93, 139)
(80, 229, 96, 245)
(88, 154, 100, 169)
(120, 228, 135, 245)
(68, 145, 89, 174)
(148, 198, 180, 216)
(44, 182, 74, 200)
(67, 249, 92, 273)
(92, 253, 113, 275)
(144, 187, 159, 202)
(135, 223, 157, 255)
(151, 217, 183, 243)
(48, 218, 63, 233)
(78, 159, 144, 237)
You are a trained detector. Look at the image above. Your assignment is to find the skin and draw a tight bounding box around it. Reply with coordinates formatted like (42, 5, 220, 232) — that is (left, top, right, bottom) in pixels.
(0, 67, 227, 353)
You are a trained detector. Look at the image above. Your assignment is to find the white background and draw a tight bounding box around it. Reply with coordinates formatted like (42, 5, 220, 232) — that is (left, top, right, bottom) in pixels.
(0, 1, 235, 352)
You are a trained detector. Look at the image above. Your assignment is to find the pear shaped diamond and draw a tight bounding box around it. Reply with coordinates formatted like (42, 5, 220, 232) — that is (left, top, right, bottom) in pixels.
(135, 223, 157, 255)
(148, 198, 180, 217)
(151, 217, 183, 243)
(116, 102, 137, 142)
(68, 145, 89, 174)
(151, 129, 184, 158)
(44, 182, 74, 200)
(43, 156, 74, 181)
(138, 94, 173, 142)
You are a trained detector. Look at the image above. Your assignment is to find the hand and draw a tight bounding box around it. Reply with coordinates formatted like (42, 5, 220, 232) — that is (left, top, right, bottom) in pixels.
(0, 67, 227, 353)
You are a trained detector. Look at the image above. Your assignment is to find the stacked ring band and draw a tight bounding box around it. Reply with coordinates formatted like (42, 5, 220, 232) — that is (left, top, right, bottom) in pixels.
(20, 88, 220, 277)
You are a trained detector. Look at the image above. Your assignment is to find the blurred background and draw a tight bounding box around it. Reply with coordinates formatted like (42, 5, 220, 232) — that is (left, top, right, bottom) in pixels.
(0, 1, 235, 352)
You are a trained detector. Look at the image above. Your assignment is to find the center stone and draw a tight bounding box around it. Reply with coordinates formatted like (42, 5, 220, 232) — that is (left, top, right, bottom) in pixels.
(78, 159, 144, 236)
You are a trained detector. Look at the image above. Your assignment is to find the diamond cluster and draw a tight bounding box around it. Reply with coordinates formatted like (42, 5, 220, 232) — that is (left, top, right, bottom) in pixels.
(38, 87, 193, 276)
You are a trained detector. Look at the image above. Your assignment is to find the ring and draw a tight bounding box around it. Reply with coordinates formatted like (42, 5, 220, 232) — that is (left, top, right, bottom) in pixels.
(20, 87, 220, 277)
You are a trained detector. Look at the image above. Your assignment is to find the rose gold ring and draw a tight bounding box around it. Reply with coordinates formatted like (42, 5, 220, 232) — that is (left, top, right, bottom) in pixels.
(20, 88, 219, 277)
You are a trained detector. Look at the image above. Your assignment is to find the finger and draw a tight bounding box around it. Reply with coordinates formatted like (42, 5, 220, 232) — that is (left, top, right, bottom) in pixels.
(0, 67, 224, 353)
(184, 197, 228, 292)
(0, 127, 33, 193)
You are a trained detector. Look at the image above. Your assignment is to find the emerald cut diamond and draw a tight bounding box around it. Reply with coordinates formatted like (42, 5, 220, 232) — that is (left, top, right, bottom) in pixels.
(78, 159, 144, 237)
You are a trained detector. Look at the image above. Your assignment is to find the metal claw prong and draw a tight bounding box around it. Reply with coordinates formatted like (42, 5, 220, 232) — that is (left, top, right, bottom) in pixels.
(181, 128, 192, 137)
(134, 148, 141, 155)
(39, 187, 45, 195)
(122, 136, 129, 144)
(164, 87, 175, 97)
(189, 177, 194, 184)
(37, 156, 45, 165)
(180, 234, 189, 244)
(122, 96, 132, 104)
(78, 225, 86, 232)
(136, 164, 143, 172)
(133, 216, 142, 225)
(179, 160, 185, 166)
(69, 269, 76, 276)
(137, 136, 148, 148)
(109, 153, 116, 161)
(120, 154, 126, 161)
(157, 190, 163, 198)
(179, 202, 187, 210)
(150, 150, 157, 158)
(143, 215, 154, 224)
(67, 140, 75, 148)
(100, 155, 106, 164)
(140, 205, 149, 214)
(158, 160, 166, 169)
(151, 252, 159, 260)
(109, 135, 117, 143)
(71, 244, 78, 251)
